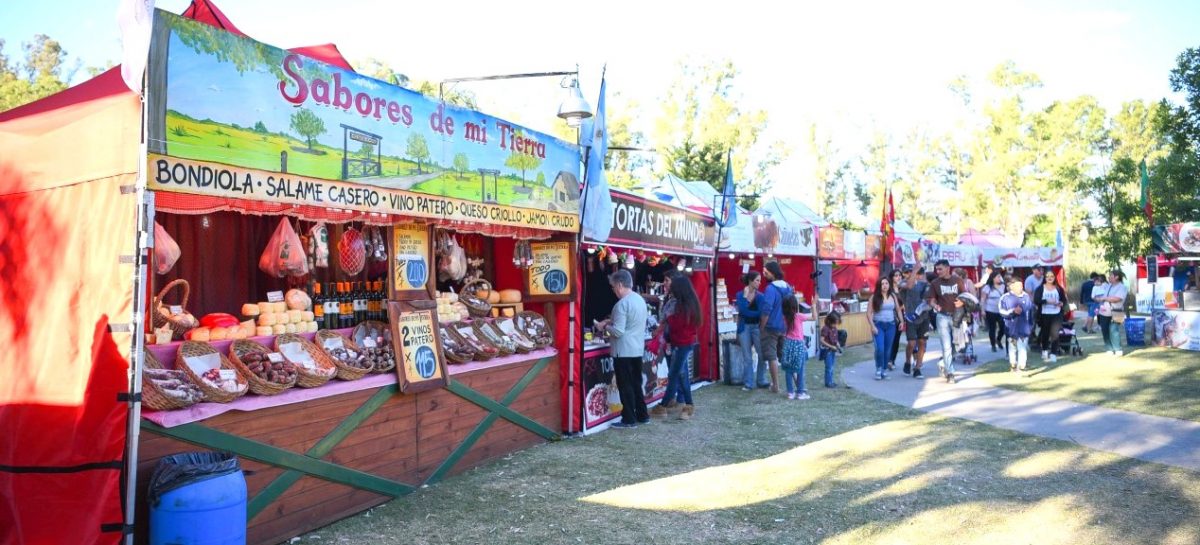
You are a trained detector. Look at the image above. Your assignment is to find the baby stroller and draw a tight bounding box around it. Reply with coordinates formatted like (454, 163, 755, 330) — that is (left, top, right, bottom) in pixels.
(1058, 311, 1084, 357)
(952, 293, 980, 365)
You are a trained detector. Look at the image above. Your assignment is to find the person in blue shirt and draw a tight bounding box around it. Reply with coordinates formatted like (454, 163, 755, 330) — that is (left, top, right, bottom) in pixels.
(758, 261, 794, 394)
(736, 271, 769, 391)
(999, 279, 1036, 374)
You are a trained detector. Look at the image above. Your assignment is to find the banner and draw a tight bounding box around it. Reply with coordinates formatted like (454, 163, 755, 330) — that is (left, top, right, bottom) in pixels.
(1153, 222, 1200, 254)
(582, 348, 667, 432)
(148, 154, 580, 231)
(920, 242, 981, 267)
(1153, 310, 1200, 351)
(818, 227, 845, 259)
(150, 10, 580, 226)
(526, 242, 574, 301)
(748, 213, 816, 256)
(979, 247, 1064, 268)
(589, 189, 716, 256)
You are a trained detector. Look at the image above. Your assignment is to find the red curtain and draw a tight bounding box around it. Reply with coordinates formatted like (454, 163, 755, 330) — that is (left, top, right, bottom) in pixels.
(715, 256, 816, 301)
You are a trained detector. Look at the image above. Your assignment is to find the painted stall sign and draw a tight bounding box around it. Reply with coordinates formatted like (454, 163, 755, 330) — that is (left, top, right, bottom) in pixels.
(590, 189, 716, 257)
(526, 241, 575, 301)
(979, 247, 1064, 268)
(818, 227, 845, 259)
(149, 10, 580, 230)
(391, 223, 432, 299)
(387, 304, 447, 393)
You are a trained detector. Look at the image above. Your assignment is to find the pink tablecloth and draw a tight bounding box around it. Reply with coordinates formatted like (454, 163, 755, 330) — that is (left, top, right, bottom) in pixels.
(142, 345, 557, 428)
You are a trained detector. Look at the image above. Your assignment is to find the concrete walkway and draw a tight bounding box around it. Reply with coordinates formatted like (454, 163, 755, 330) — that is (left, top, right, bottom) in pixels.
(844, 339, 1200, 472)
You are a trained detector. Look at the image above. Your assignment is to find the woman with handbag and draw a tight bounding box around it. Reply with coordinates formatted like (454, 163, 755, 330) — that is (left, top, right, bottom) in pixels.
(1093, 269, 1129, 356)
(866, 276, 904, 381)
(1033, 271, 1068, 363)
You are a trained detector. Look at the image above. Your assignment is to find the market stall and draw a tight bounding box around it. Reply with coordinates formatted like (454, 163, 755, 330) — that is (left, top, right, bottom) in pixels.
(816, 226, 885, 346)
(568, 188, 717, 433)
(977, 246, 1066, 285)
(3, 5, 583, 544)
(1150, 222, 1200, 351)
(919, 241, 983, 282)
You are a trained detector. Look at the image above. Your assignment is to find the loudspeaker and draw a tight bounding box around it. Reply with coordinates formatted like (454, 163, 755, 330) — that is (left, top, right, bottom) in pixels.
(817, 263, 834, 298)
(1147, 256, 1158, 284)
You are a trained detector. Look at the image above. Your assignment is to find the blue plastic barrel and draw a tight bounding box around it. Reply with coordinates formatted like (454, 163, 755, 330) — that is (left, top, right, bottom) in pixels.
(1125, 317, 1146, 346)
(150, 460, 247, 545)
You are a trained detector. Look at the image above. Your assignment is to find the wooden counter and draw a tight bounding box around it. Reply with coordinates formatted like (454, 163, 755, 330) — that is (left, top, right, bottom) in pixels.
(840, 311, 873, 347)
(136, 352, 560, 545)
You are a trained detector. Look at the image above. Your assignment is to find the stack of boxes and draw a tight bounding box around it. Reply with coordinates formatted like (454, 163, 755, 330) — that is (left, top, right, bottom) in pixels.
(716, 279, 738, 338)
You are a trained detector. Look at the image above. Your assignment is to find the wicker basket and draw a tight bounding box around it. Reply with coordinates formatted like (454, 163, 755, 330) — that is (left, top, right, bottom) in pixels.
(315, 330, 374, 380)
(459, 279, 493, 318)
(472, 320, 517, 356)
(175, 341, 249, 403)
(352, 321, 396, 374)
(141, 349, 203, 411)
(152, 279, 199, 340)
(515, 311, 552, 348)
(228, 339, 296, 395)
(494, 318, 538, 354)
(274, 333, 338, 388)
(451, 320, 498, 361)
(439, 324, 476, 364)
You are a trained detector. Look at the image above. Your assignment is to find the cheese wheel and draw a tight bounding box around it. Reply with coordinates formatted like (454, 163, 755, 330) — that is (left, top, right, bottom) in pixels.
(288, 310, 303, 324)
(257, 302, 272, 315)
(242, 303, 260, 317)
(501, 307, 516, 318)
(486, 291, 501, 304)
(210, 327, 228, 341)
(258, 313, 277, 327)
(256, 326, 273, 337)
(284, 323, 297, 334)
(305, 321, 319, 333)
(273, 312, 289, 325)
(190, 327, 211, 342)
(272, 324, 287, 335)
(273, 302, 288, 314)
(301, 311, 314, 322)
(498, 289, 522, 304)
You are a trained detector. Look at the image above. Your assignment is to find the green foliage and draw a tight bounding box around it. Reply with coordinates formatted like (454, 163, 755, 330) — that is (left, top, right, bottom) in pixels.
(504, 131, 542, 184)
(0, 35, 76, 113)
(253, 121, 269, 133)
(653, 58, 786, 210)
(536, 171, 546, 187)
(170, 124, 190, 137)
(168, 14, 289, 81)
(357, 141, 375, 158)
(289, 109, 326, 150)
(214, 127, 227, 136)
(453, 153, 470, 178)
(406, 133, 430, 173)
(666, 139, 726, 189)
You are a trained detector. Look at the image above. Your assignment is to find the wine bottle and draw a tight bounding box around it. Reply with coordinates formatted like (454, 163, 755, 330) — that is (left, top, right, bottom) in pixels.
(312, 282, 325, 330)
(327, 282, 340, 330)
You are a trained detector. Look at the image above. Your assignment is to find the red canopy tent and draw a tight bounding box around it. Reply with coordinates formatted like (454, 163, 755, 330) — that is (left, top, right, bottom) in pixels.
(0, 2, 361, 543)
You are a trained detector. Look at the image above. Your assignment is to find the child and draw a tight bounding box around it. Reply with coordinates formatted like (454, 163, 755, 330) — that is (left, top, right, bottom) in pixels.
(780, 296, 810, 400)
(999, 279, 1035, 374)
(819, 313, 843, 388)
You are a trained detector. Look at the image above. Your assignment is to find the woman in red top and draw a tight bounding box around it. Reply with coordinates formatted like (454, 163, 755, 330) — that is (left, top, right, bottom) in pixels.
(662, 275, 701, 420)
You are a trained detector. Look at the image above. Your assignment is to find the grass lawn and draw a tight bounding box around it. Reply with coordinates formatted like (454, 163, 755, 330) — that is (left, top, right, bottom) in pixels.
(298, 343, 1200, 545)
(974, 330, 1200, 422)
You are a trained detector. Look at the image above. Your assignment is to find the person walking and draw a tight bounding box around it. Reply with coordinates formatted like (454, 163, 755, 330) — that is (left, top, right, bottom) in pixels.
(780, 295, 810, 399)
(928, 259, 963, 383)
(656, 274, 702, 420)
(999, 278, 1035, 374)
(758, 261, 794, 394)
(818, 313, 843, 388)
(887, 269, 905, 371)
(867, 276, 903, 380)
(1034, 271, 1068, 362)
(736, 272, 768, 391)
(1080, 273, 1100, 334)
(596, 270, 649, 429)
(980, 270, 1008, 352)
(1093, 269, 1129, 356)
(1025, 265, 1045, 346)
(900, 265, 930, 379)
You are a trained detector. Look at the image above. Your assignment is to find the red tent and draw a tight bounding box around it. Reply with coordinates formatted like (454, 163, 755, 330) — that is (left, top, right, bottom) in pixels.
(0, 2, 358, 543)
(959, 228, 1018, 248)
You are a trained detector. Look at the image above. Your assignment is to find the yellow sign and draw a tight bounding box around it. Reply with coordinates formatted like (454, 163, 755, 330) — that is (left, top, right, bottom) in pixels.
(147, 154, 580, 233)
(526, 241, 574, 301)
(389, 307, 447, 393)
(392, 223, 431, 295)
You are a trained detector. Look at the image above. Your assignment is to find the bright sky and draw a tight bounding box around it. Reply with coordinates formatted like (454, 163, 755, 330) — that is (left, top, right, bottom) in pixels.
(3, 0, 1198, 210)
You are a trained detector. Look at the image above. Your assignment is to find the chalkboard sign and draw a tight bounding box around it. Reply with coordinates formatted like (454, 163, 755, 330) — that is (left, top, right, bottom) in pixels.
(390, 223, 434, 300)
(525, 241, 575, 302)
(387, 303, 447, 393)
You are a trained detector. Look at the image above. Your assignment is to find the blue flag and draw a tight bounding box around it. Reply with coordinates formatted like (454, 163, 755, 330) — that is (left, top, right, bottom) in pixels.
(716, 152, 737, 228)
(580, 75, 613, 242)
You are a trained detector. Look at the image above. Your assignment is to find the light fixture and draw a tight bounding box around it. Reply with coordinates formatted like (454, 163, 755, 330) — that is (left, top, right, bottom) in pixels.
(586, 246, 596, 254)
(557, 75, 593, 128)
(685, 267, 693, 273)
(729, 253, 736, 260)
(768, 253, 774, 258)
(677, 258, 687, 271)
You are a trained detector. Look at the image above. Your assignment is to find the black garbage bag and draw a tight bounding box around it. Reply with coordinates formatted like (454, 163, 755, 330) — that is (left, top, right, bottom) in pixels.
(148, 451, 241, 507)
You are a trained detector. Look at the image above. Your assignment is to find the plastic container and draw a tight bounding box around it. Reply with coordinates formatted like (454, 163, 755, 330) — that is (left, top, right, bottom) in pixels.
(1125, 317, 1146, 346)
(149, 452, 247, 545)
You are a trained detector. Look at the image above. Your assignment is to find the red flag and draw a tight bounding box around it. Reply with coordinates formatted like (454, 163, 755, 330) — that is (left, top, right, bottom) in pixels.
(879, 188, 895, 268)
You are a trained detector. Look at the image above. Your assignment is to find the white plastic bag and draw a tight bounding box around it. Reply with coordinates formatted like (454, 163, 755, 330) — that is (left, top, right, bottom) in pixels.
(154, 222, 181, 275)
(259, 218, 309, 278)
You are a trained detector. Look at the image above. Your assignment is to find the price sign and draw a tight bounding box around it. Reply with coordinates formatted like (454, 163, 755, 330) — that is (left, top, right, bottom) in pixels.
(267, 291, 285, 303)
(218, 369, 237, 381)
(267, 353, 284, 363)
(387, 303, 447, 393)
(362, 337, 377, 348)
(525, 241, 575, 302)
(390, 223, 433, 300)
(169, 305, 183, 316)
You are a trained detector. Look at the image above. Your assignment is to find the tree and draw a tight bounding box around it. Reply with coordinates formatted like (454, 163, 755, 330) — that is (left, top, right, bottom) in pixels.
(253, 121, 269, 133)
(357, 141, 375, 158)
(504, 131, 542, 184)
(536, 172, 546, 187)
(406, 133, 430, 173)
(666, 139, 725, 187)
(0, 35, 75, 113)
(453, 153, 470, 179)
(289, 109, 326, 151)
(806, 124, 854, 226)
(653, 58, 788, 210)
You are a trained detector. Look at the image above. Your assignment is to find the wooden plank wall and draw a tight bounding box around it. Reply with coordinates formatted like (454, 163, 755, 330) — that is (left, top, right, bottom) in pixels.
(136, 358, 560, 545)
